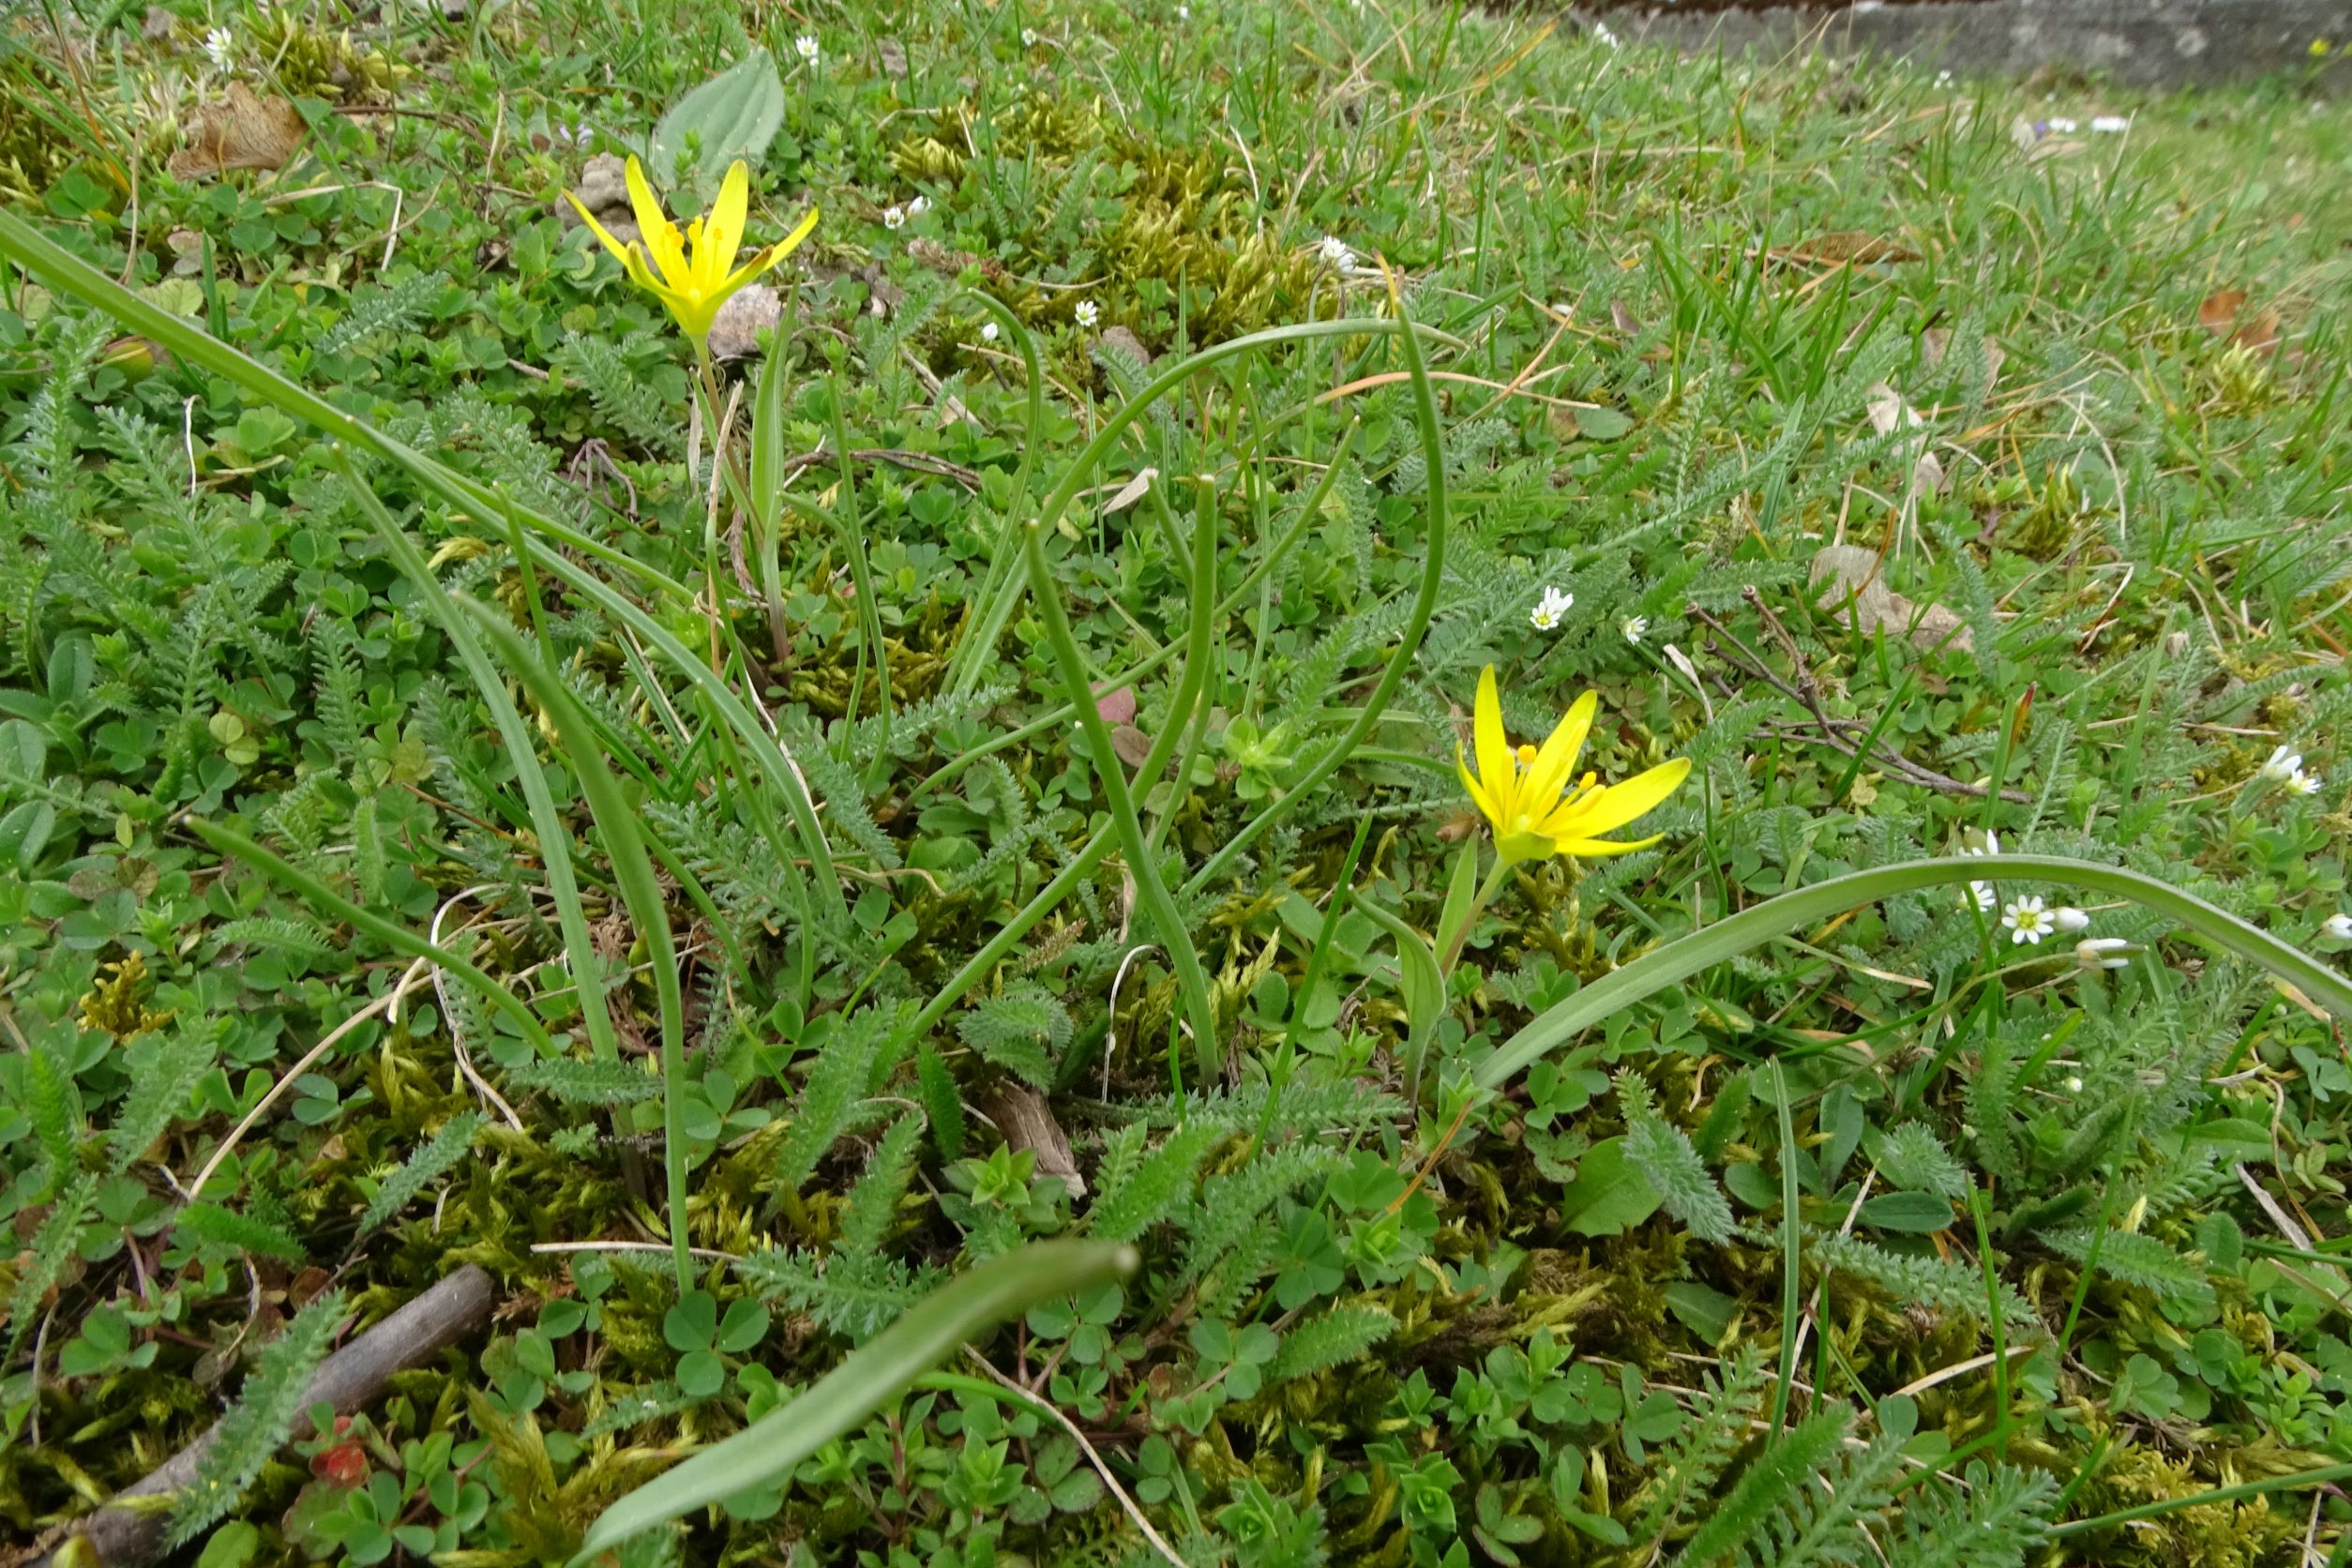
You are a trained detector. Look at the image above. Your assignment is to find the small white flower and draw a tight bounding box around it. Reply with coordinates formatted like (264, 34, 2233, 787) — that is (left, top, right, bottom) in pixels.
(1592, 20, 1621, 48)
(1319, 234, 1356, 273)
(2002, 895, 2051, 944)
(979, 321, 1000, 343)
(2325, 913, 2352, 942)
(203, 25, 234, 68)
(1622, 615, 1648, 643)
(2076, 936, 2133, 970)
(794, 34, 821, 62)
(1075, 298, 1099, 327)
(1529, 586, 1575, 632)
(2262, 744, 2303, 780)
(882, 204, 906, 230)
(2292, 768, 2326, 796)
(1021, 26, 1038, 45)
(2054, 906, 2091, 934)
(1968, 880, 1997, 912)
(1935, 68, 1953, 85)
(1960, 827, 2000, 857)
(1178, 3, 1189, 16)
(2090, 114, 2130, 133)
(2066, 1076, 2086, 1093)
(2048, 116, 2078, 133)
(906, 195, 930, 218)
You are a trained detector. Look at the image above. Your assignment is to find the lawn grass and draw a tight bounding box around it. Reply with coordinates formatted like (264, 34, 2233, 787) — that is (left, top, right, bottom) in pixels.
(5, 0, 2352, 1563)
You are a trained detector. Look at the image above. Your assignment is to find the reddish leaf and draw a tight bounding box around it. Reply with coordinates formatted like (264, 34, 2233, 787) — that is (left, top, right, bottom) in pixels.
(2197, 289, 2248, 337)
(2234, 310, 2282, 354)
(1093, 684, 1137, 726)
(309, 1417, 369, 1486)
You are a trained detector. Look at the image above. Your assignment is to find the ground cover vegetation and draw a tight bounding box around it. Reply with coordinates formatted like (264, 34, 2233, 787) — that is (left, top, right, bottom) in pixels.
(5, 0, 2352, 1563)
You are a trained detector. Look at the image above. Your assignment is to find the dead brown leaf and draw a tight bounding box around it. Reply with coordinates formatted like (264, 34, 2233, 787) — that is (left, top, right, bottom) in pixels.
(2235, 310, 2283, 354)
(1810, 544, 1973, 656)
(2196, 288, 2284, 354)
(1774, 231, 1921, 266)
(2197, 288, 2248, 337)
(170, 83, 308, 179)
(1921, 328, 2006, 385)
(1109, 724, 1154, 768)
(1101, 467, 1156, 515)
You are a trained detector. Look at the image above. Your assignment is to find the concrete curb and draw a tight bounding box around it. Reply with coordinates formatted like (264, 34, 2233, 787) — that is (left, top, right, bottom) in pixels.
(1615, 0, 2352, 88)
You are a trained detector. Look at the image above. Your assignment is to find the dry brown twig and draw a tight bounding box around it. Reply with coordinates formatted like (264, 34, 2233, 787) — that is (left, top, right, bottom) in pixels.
(1686, 596, 2031, 806)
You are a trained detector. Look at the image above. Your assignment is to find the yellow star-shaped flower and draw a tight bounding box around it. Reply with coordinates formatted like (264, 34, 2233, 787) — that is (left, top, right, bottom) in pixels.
(568, 157, 819, 347)
(1456, 665, 1690, 865)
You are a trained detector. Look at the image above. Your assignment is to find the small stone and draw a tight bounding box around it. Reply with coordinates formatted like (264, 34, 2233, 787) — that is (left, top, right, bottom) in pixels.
(574, 152, 628, 216)
(143, 6, 175, 40)
(707, 284, 781, 360)
(1098, 324, 1153, 366)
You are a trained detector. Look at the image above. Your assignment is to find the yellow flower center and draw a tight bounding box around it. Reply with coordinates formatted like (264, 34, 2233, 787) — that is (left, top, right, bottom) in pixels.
(1515, 744, 1537, 766)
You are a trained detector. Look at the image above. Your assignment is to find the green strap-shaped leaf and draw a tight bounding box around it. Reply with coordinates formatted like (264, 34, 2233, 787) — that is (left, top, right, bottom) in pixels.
(339, 465, 621, 1064)
(572, 1239, 1136, 1561)
(1476, 854, 2352, 1091)
(458, 602, 695, 1292)
(0, 208, 847, 934)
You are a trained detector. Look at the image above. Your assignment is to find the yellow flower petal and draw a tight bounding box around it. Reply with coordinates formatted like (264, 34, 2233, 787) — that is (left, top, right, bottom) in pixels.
(1456, 747, 1497, 825)
(567, 194, 637, 267)
(624, 157, 690, 292)
(1471, 665, 1514, 821)
(1551, 831, 1664, 858)
(717, 206, 821, 295)
(702, 160, 750, 288)
(1520, 689, 1596, 816)
(1551, 757, 1691, 839)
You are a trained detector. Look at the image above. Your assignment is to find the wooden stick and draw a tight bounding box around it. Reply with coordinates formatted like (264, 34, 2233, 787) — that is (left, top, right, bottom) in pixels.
(24, 1265, 496, 1568)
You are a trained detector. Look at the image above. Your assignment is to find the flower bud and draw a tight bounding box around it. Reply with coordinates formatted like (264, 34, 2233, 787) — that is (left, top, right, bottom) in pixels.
(2075, 937, 2133, 971)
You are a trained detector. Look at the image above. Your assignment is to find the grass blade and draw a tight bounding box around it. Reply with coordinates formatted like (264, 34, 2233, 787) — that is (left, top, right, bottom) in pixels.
(457, 601, 695, 1292)
(185, 819, 553, 1057)
(1023, 517, 1219, 1078)
(1182, 287, 1452, 896)
(949, 313, 1457, 694)
(0, 210, 846, 930)
(338, 460, 620, 1063)
(0, 209, 684, 599)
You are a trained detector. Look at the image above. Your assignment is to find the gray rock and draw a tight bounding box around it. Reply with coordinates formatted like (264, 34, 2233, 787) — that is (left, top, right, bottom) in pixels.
(574, 152, 628, 217)
(708, 284, 781, 360)
(1618, 0, 2352, 90)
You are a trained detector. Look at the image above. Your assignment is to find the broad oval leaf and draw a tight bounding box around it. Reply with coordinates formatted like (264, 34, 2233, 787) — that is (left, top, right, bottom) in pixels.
(649, 49, 786, 198)
(1859, 1191, 1958, 1234)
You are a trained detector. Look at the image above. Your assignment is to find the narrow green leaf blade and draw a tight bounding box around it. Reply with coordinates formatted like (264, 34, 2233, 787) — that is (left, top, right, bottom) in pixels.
(572, 1240, 1136, 1560)
(1476, 855, 2352, 1091)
